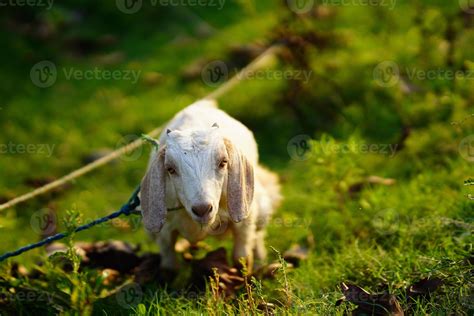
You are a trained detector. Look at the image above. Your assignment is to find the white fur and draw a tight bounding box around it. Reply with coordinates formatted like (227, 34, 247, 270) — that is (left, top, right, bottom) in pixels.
(141, 99, 281, 271)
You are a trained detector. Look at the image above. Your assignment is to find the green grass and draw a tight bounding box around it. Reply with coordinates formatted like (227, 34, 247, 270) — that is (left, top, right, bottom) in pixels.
(0, 0, 473, 315)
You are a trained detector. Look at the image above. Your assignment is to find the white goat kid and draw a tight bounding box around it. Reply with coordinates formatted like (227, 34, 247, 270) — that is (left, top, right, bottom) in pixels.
(140, 99, 281, 272)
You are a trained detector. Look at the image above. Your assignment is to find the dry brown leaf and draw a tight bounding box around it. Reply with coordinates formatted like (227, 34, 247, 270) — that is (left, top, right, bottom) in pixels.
(283, 244, 309, 267)
(189, 247, 244, 297)
(337, 283, 404, 316)
(407, 277, 443, 301)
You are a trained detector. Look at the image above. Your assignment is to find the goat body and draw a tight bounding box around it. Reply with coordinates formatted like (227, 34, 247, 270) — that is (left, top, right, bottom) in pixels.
(140, 100, 281, 271)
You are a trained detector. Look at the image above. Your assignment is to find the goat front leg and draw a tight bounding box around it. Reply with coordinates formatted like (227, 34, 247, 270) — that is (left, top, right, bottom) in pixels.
(253, 230, 267, 269)
(231, 216, 256, 274)
(156, 225, 178, 271)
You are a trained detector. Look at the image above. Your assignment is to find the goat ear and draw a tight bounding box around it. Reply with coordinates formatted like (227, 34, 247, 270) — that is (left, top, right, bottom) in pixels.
(140, 147, 167, 233)
(224, 139, 254, 222)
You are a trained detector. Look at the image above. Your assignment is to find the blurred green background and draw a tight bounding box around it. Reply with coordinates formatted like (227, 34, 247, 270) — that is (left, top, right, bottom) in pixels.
(0, 0, 473, 314)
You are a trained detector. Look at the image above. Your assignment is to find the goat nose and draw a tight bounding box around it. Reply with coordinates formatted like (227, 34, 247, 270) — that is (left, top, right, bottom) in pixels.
(191, 203, 213, 217)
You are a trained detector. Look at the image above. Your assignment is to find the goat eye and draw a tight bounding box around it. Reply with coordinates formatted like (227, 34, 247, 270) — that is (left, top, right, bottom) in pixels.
(167, 167, 176, 174)
(218, 160, 228, 169)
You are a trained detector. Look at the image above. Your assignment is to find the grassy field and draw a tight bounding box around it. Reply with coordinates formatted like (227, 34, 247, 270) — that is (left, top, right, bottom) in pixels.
(0, 0, 473, 315)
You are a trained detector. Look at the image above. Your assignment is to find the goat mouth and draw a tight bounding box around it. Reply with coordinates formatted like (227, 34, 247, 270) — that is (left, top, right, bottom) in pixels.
(191, 213, 216, 225)
(194, 216, 214, 225)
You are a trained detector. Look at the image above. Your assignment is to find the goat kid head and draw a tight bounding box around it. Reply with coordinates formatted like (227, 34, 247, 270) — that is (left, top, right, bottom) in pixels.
(141, 125, 254, 233)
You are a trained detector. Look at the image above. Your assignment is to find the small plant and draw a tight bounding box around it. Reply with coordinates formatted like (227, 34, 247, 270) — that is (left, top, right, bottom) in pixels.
(271, 247, 293, 309)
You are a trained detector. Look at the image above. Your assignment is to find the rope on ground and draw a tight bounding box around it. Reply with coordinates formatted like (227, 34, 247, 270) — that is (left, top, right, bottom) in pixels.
(0, 186, 141, 262)
(0, 130, 161, 212)
(0, 44, 281, 212)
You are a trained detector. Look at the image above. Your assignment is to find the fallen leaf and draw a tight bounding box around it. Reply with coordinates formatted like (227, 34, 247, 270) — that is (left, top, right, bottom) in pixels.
(133, 253, 163, 285)
(338, 283, 404, 316)
(84, 241, 141, 273)
(407, 277, 443, 301)
(283, 244, 309, 267)
(189, 247, 244, 297)
(47, 241, 141, 273)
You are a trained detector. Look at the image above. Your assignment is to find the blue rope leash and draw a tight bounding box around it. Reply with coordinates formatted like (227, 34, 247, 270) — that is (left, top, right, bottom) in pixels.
(0, 186, 142, 263)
